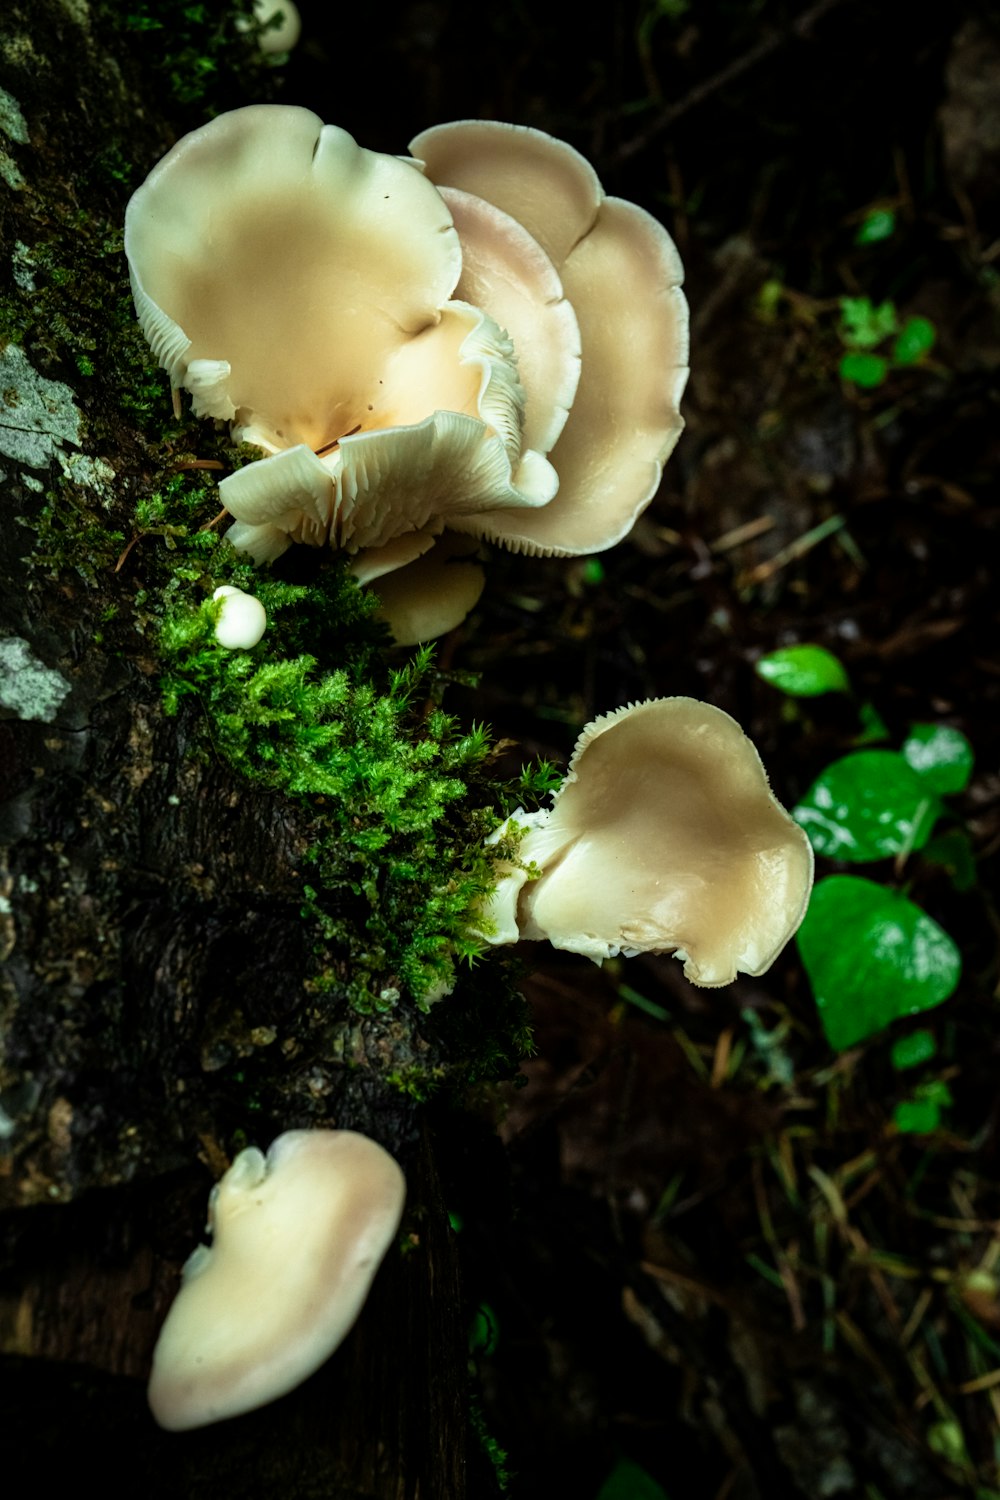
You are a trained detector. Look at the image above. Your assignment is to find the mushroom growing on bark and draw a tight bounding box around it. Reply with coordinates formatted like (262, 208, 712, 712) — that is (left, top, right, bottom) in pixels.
(479, 698, 814, 986)
(211, 584, 267, 649)
(147, 1129, 405, 1431)
(124, 107, 687, 642)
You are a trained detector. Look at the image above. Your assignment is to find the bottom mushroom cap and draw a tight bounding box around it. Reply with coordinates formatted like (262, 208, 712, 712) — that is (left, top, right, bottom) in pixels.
(147, 1129, 406, 1431)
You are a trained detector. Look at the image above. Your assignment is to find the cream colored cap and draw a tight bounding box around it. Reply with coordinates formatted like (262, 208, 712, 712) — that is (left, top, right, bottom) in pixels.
(148, 1129, 405, 1430)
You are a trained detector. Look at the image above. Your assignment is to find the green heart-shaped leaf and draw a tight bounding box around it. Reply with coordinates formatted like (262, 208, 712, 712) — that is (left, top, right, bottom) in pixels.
(901, 723, 973, 795)
(794, 750, 941, 861)
(797, 875, 961, 1049)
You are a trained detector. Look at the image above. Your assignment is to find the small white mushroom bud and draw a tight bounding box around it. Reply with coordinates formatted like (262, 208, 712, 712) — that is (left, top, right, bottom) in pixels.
(212, 585, 267, 649)
(148, 1129, 406, 1431)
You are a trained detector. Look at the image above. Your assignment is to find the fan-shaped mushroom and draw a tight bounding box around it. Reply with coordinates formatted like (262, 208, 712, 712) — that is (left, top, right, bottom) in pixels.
(147, 1129, 405, 1430)
(480, 698, 813, 986)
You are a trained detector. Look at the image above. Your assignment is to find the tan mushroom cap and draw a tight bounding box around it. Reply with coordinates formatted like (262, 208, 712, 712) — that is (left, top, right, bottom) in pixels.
(411, 121, 689, 557)
(125, 105, 462, 447)
(437, 186, 581, 464)
(410, 120, 603, 267)
(129, 110, 572, 580)
(147, 1129, 405, 1431)
(514, 698, 813, 986)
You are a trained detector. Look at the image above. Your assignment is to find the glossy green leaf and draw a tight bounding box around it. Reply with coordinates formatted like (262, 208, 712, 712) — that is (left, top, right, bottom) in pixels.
(890, 1029, 937, 1071)
(797, 876, 961, 1049)
(755, 644, 850, 697)
(596, 1458, 670, 1500)
(839, 351, 888, 388)
(855, 208, 896, 245)
(892, 315, 936, 366)
(901, 723, 973, 794)
(794, 750, 942, 861)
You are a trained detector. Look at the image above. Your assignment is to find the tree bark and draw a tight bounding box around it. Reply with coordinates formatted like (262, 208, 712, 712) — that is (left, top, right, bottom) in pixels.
(0, 6, 481, 1492)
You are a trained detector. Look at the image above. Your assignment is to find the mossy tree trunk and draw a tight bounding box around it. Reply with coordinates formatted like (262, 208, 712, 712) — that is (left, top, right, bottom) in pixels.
(0, 6, 496, 1493)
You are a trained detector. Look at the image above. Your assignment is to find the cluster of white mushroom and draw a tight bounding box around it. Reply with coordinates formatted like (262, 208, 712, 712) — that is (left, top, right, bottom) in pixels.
(124, 105, 687, 644)
(129, 111, 814, 1431)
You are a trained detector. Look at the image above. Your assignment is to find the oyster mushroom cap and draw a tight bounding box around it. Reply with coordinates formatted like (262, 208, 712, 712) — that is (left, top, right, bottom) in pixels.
(410, 120, 689, 558)
(436, 185, 582, 463)
(127, 110, 574, 585)
(124, 105, 462, 446)
(147, 1129, 405, 1431)
(410, 119, 603, 267)
(513, 698, 814, 986)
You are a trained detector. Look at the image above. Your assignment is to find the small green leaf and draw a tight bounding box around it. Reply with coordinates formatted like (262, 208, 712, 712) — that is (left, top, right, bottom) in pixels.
(901, 723, 973, 795)
(839, 296, 898, 349)
(923, 827, 977, 892)
(596, 1458, 670, 1500)
(893, 1096, 942, 1134)
(469, 1302, 499, 1356)
(755, 644, 850, 697)
(855, 208, 896, 245)
(918, 1078, 953, 1108)
(892, 315, 936, 366)
(839, 351, 889, 387)
(794, 750, 942, 861)
(797, 875, 961, 1049)
(854, 700, 890, 745)
(890, 1029, 937, 1071)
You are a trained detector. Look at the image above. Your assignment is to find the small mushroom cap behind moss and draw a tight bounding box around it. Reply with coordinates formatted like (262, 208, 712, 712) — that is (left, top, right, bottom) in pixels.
(147, 1129, 405, 1431)
(507, 698, 813, 986)
(247, 0, 301, 53)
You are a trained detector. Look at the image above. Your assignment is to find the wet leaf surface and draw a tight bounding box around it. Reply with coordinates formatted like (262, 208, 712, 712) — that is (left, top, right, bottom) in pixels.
(797, 875, 962, 1049)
